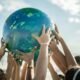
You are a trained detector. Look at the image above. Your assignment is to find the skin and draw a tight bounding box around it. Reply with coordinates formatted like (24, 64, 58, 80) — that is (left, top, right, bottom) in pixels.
(26, 62, 32, 80)
(6, 53, 14, 80)
(20, 62, 28, 80)
(0, 38, 6, 59)
(48, 62, 60, 80)
(6, 52, 20, 80)
(53, 24, 77, 69)
(16, 47, 37, 80)
(49, 39, 67, 73)
(18, 25, 52, 80)
(16, 46, 37, 63)
(48, 55, 60, 80)
(1, 24, 77, 80)
(32, 25, 51, 80)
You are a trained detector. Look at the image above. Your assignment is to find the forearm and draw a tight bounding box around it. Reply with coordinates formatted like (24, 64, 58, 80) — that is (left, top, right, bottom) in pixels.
(21, 63, 28, 80)
(26, 67, 32, 80)
(34, 44, 48, 80)
(51, 45, 67, 70)
(51, 54, 65, 74)
(12, 64, 20, 80)
(48, 62, 60, 80)
(59, 38, 77, 68)
(6, 65, 13, 80)
(0, 47, 5, 59)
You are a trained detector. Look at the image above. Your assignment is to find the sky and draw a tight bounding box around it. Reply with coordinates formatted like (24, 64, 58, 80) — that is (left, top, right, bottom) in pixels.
(0, 0, 80, 79)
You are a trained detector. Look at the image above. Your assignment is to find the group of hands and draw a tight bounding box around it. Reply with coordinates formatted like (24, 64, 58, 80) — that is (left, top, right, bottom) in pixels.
(0, 24, 61, 64)
(0, 23, 72, 80)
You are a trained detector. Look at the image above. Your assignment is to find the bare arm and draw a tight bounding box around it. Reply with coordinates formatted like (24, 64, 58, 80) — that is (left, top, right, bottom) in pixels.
(21, 62, 28, 80)
(0, 38, 6, 59)
(54, 25, 77, 69)
(48, 62, 60, 80)
(6, 53, 20, 80)
(33, 26, 51, 80)
(49, 39, 67, 73)
(26, 62, 32, 80)
(12, 59, 20, 80)
(6, 53, 14, 80)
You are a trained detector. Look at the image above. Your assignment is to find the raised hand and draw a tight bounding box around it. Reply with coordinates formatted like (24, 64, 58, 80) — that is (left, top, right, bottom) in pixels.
(0, 38, 7, 59)
(16, 46, 37, 63)
(33, 25, 51, 80)
(53, 23, 77, 69)
(49, 39, 57, 51)
(53, 24, 62, 41)
(32, 25, 51, 45)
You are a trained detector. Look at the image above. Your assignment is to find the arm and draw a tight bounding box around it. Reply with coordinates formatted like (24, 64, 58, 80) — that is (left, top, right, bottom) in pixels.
(14, 63, 20, 80)
(6, 53, 14, 80)
(33, 26, 51, 80)
(16, 46, 37, 63)
(0, 38, 6, 59)
(26, 62, 32, 80)
(12, 59, 20, 80)
(16, 47, 37, 80)
(54, 25, 77, 69)
(48, 62, 60, 80)
(49, 39, 67, 73)
(6, 53, 20, 80)
(21, 62, 28, 80)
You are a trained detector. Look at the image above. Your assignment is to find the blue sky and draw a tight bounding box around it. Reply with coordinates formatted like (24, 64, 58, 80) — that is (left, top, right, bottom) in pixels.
(0, 0, 80, 79)
(0, 0, 80, 55)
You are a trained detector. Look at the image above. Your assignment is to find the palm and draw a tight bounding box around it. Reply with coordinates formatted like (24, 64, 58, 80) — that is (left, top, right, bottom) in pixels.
(38, 33, 50, 44)
(16, 47, 37, 63)
(32, 25, 51, 45)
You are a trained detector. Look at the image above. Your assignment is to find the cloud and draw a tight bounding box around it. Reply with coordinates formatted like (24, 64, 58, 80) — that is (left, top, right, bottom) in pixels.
(0, 4, 3, 12)
(68, 17, 80, 23)
(49, 0, 80, 16)
(7, 1, 30, 12)
(0, 0, 30, 13)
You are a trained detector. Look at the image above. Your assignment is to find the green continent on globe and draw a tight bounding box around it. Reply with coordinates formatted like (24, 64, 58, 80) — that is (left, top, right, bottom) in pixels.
(3, 8, 53, 61)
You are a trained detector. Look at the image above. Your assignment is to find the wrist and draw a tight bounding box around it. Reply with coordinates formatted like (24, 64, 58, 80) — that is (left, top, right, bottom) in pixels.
(40, 43, 49, 46)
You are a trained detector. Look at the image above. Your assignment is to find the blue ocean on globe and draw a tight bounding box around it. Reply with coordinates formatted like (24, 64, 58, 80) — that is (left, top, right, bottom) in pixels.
(3, 8, 53, 61)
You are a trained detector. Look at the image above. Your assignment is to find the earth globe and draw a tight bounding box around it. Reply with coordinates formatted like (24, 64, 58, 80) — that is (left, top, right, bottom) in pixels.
(3, 8, 53, 62)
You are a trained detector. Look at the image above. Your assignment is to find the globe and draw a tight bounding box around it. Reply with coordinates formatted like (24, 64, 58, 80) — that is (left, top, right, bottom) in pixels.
(3, 8, 53, 61)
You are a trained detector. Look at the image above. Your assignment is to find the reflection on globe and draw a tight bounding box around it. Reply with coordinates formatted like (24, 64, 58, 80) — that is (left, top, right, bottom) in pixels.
(3, 8, 53, 61)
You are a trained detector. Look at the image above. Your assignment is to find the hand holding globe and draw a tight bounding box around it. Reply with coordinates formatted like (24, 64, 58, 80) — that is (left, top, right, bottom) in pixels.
(3, 8, 54, 62)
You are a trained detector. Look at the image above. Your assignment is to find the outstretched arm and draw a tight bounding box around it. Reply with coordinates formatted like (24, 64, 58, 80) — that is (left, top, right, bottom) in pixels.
(49, 39, 67, 73)
(16, 46, 37, 63)
(6, 53, 14, 80)
(12, 58, 20, 80)
(54, 24, 77, 69)
(6, 53, 20, 80)
(48, 62, 60, 80)
(0, 38, 6, 59)
(33, 26, 51, 80)
(20, 62, 28, 80)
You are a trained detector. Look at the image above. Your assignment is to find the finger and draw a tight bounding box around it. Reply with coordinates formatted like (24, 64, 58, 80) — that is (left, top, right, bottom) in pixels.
(52, 31, 58, 38)
(32, 46, 37, 54)
(46, 28, 51, 34)
(32, 34, 39, 40)
(56, 38, 59, 44)
(54, 24, 59, 33)
(42, 25, 46, 35)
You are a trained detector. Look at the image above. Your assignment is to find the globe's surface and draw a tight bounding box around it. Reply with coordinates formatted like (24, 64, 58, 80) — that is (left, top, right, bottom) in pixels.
(3, 8, 53, 61)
